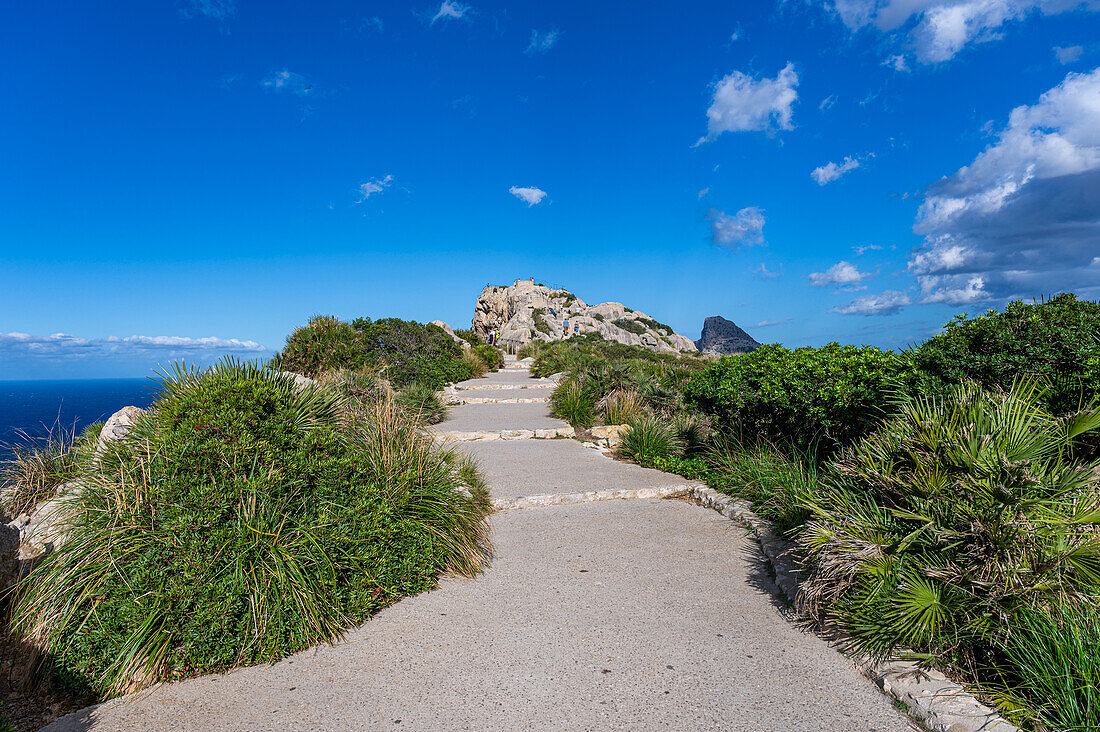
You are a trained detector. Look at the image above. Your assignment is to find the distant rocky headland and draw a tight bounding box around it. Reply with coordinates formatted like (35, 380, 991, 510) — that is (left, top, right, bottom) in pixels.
(694, 315, 761, 355)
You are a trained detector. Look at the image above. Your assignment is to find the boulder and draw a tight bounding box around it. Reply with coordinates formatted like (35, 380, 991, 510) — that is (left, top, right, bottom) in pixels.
(431, 319, 471, 349)
(277, 371, 316, 390)
(694, 316, 761, 356)
(95, 405, 144, 456)
(471, 280, 697, 353)
(9, 481, 83, 560)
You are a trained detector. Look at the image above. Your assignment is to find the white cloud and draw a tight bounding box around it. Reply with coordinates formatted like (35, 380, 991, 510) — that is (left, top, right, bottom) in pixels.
(0, 332, 266, 358)
(526, 29, 559, 54)
(357, 175, 394, 202)
(830, 0, 1099, 64)
(708, 207, 766, 248)
(697, 187, 710, 199)
(699, 63, 799, 142)
(261, 69, 312, 96)
(431, 0, 469, 24)
(910, 68, 1100, 303)
(1054, 45, 1084, 64)
(853, 244, 884, 255)
(819, 94, 837, 111)
(754, 262, 783, 278)
(883, 53, 911, 71)
(809, 260, 872, 286)
(752, 318, 792, 327)
(509, 186, 547, 206)
(811, 156, 862, 185)
(830, 290, 912, 315)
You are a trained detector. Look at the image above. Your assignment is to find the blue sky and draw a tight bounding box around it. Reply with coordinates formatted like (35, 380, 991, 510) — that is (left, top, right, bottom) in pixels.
(2, 0, 1098, 378)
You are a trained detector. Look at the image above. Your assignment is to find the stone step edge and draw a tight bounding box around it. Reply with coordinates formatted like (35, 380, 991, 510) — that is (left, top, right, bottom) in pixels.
(688, 485, 1019, 732)
(492, 484, 695, 510)
(452, 384, 556, 391)
(432, 427, 575, 442)
(451, 397, 550, 405)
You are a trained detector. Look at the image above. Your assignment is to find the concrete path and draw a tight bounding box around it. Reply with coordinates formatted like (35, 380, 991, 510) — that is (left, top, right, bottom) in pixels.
(46, 356, 910, 732)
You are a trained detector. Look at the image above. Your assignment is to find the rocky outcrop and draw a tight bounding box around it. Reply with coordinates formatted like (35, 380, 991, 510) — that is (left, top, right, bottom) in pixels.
(471, 280, 697, 353)
(694, 316, 761, 356)
(3, 406, 144, 593)
(431, 320, 469, 349)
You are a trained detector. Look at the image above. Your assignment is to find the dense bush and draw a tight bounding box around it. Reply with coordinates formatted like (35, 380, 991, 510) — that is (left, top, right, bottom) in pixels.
(616, 414, 684, 463)
(473, 344, 504, 371)
(797, 380, 1100, 673)
(915, 294, 1100, 414)
(11, 359, 490, 698)
(683, 343, 918, 451)
(274, 316, 475, 389)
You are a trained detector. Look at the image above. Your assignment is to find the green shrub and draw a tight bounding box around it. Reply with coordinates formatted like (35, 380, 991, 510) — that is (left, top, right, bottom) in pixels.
(706, 440, 815, 533)
(591, 313, 605, 322)
(533, 318, 552, 336)
(454, 328, 481, 348)
(549, 377, 596, 428)
(683, 343, 918, 451)
(636, 316, 673, 335)
(796, 380, 1100, 672)
(271, 315, 368, 377)
(616, 414, 684, 463)
(274, 316, 474, 389)
(613, 318, 647, 335)
(600, 389, 643, 426)
(915, 294, 1100, 415)
(398, 382, 448, 424)
(992, 603, 1100, 730)
(12, 359, 490, 698)
(473, 344, 503, 371)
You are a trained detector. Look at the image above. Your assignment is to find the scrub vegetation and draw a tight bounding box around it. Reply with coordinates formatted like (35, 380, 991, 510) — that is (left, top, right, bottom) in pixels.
(528, 295, 1100, 731)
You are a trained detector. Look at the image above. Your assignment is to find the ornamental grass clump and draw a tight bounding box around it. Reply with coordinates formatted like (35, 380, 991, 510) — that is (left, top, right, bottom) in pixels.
(11, 358, 490, 699)
(796, 379, 1100, 676)
(616, 414, 684, 463)
(0, 427, 84, 517)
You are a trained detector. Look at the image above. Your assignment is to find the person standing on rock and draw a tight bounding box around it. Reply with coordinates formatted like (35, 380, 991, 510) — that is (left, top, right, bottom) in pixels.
(562, 318, 569, 338)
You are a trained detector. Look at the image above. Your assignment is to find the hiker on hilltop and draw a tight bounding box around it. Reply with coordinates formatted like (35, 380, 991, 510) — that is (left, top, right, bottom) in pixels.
(562, 318, 569, 338)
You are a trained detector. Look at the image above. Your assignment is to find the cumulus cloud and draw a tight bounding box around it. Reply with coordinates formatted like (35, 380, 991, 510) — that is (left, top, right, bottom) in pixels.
(1054, 45, 1084, 64)
(830, 290, 912, 315)
(699, 63, 799, 142)
(811, 156, 862, 185)
(509, 186, 547, 206)
(261, 69, 312, 96)
(708, 207, 766, 248)
(830, 0, 1099, 64)
(357, 175, 394, 202)
(809, 260, 873, 287)
(0, 332, 266, 358)
(910, 67, 1100, 304)
(431, 0, 470, 24)
(526, 29, 559, 54)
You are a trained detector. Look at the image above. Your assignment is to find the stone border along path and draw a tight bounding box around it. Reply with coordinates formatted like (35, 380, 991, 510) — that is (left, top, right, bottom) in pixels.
(43, 355, 1014, 731)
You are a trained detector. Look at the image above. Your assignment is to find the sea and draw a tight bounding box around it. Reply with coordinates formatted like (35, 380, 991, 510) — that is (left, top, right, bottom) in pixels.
(0, 379, 158, 459)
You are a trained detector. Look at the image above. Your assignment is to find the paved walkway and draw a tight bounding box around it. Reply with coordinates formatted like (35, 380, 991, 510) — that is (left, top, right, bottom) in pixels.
(46, 357, 909, 732)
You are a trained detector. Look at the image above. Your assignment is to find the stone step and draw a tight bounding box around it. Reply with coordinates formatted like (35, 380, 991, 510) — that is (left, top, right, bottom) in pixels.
(452, 397, 550, 405)
(452, 383, 555, 391)
(432, 427, 575, 442)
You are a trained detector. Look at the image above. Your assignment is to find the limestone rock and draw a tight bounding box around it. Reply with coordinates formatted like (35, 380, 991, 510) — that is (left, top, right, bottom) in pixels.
(590, 424, 629, 448)
(471, 280, 697, 354)
(694, 316, 761, 355)
(11, 481, 83, 559)
(95, 405, 144, 455)
(277, 371, 316, 390)
(430, 320, 469, 349)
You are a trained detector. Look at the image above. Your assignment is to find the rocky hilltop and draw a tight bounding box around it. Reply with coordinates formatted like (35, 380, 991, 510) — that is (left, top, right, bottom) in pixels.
(694, 316, 761, 355)
(472, 279, 697, 353)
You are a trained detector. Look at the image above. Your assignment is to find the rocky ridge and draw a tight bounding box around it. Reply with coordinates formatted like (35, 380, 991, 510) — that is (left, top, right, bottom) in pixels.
(694, 315, 761, 356)
(472, 280, 696, 352)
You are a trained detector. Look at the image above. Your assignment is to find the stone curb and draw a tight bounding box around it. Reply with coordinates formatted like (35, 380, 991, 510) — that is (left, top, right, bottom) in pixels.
(687, 485, 1019, 732)
(452, 397, 550, 405)
(452, 383, 556, 391)
(432, 427, 575, 442)
(492, 484, 694, 510)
